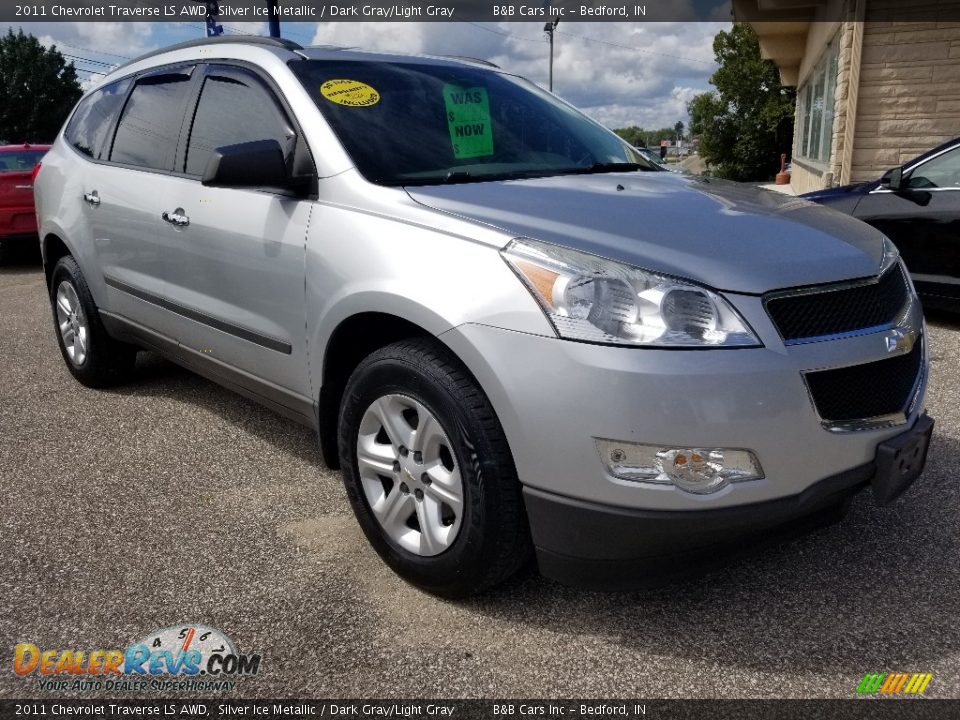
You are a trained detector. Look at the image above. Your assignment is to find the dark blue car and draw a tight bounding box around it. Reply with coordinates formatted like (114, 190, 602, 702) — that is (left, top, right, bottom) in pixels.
(802, 137, 960, 310)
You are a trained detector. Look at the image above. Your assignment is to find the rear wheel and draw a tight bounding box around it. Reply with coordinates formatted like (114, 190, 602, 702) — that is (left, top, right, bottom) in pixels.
(338, 338, 531, 597)
(49, 255, 137, 387)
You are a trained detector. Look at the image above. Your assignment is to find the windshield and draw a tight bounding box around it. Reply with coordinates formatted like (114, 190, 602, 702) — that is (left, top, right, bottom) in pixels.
(291, 60, 653, 185)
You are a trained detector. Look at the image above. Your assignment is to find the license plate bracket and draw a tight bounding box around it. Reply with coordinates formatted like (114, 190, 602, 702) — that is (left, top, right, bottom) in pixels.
(873, 414, 934, 506)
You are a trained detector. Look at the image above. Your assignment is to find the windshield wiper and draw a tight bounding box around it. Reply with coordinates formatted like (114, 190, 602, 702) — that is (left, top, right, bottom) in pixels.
(569, 162, 644, 175)
(435, 169, 556, 184)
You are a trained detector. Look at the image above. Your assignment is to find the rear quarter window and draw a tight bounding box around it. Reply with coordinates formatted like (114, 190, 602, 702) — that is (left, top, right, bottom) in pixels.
(64, 78, 132, 160)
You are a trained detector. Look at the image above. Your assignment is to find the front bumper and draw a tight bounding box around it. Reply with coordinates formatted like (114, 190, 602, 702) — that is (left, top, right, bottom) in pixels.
(524, 464, 870, 589)
(524, 414, 932, 589)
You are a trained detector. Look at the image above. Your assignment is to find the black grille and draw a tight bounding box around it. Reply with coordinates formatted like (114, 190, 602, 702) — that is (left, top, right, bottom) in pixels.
(766, 266, 909, 342)
(804, 337, 923, 423)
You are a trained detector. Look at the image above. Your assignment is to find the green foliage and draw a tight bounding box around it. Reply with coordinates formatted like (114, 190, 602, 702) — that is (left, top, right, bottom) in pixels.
(0, 29, 82, 143)
(687, 24, 795, 181)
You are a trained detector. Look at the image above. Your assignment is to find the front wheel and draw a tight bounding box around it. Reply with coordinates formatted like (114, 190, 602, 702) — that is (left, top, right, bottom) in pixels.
(338, 338, 531, 598)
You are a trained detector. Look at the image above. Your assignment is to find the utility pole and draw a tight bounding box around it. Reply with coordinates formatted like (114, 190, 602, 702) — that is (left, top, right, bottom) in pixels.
(267, 0, 281, 38)
(544, 20, 558, 92)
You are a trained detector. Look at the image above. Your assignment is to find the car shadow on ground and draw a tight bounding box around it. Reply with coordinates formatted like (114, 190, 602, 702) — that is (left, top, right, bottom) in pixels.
(925, 307, 960, 331)
(0, 241, 42, 274)
(462, 430, 960, 675)
(105, 352, 323, 468)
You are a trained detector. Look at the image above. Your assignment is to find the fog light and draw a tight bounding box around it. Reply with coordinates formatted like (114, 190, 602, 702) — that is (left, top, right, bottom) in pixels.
(596, 439, 763, 495)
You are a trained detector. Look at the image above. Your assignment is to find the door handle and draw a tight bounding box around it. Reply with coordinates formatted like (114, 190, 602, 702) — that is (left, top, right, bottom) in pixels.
(161, 208, 190, 227)
(83, 191, 100, 206)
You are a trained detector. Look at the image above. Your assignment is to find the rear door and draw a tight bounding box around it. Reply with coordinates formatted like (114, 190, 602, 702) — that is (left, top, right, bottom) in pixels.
(89, 67, 198, 336)
(159, 63, 314, 406)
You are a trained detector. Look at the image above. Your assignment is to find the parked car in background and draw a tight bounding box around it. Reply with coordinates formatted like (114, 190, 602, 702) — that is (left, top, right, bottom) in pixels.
(802, 137, 960, 310)
(0, 144, 50, 256)
(35, 37, 933, 597)
(634, 145, 669, 170)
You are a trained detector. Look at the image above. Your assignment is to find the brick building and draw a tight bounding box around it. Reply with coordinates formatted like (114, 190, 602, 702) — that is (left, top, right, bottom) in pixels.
(733, 0, 960, 193)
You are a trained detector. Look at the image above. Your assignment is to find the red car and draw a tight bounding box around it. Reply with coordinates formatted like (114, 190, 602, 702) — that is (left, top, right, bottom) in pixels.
(0, 143, 50, 251)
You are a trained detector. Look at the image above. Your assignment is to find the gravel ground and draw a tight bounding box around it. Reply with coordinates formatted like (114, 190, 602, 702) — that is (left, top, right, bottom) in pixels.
(1, 245, 958, 700)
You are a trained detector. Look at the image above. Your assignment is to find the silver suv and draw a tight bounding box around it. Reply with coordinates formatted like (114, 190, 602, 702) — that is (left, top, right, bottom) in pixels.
(35, 37, 933, 596)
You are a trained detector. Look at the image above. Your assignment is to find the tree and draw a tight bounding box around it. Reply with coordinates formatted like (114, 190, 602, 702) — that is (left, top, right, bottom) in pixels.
(0, 29, 82, 144)
(614, 126, 646, 147)
(614, 125, 681, 149)
(674, 121, 684, 140)
(687, 24, 795, 181)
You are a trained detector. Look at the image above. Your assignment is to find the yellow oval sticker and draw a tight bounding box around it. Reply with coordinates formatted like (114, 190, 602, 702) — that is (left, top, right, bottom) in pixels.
(320, 79, 380, 108)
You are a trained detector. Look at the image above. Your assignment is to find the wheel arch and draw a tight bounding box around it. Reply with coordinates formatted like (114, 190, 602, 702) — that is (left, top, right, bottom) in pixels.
(41, 232, 75, 290)
(317, 312, 433, 468)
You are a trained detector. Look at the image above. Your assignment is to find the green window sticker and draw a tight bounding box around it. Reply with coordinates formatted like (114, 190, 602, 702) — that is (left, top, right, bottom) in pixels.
(442, 84, 494, 160)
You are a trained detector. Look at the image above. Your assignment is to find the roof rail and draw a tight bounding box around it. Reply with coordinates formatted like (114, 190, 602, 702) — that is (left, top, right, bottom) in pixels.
(116, 36, 303, 72)
(436, 55, 500, 69)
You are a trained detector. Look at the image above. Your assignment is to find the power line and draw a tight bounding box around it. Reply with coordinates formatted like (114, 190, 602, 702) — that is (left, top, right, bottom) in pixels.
(55, 43, 131, 61)
(466, 22, 544, 43)
(62, 54, 116, 68)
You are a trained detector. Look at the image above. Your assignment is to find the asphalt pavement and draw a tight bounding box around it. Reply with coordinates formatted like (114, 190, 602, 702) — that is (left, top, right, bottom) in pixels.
(1, 245, 958, 699)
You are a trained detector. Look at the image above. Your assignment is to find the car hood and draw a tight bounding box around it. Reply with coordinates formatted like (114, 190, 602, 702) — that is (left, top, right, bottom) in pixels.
(406, 172, 886, 295)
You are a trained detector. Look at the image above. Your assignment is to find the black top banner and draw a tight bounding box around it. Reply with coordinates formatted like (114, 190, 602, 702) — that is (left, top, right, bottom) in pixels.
(6, 0, 960, 23)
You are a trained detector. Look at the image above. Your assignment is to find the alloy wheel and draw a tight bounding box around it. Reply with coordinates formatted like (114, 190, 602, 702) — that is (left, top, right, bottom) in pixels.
(356, 393, 464, 556)
(55, 281, 89, 366)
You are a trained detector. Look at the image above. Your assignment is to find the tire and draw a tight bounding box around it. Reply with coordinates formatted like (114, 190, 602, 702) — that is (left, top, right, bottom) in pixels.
(338, 337, 532, 598)
(49, 255, 137, 388)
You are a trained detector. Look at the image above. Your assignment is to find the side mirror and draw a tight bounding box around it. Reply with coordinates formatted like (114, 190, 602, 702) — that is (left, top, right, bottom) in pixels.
(202, 139, 293, 191)
(881, 166, 903, 191)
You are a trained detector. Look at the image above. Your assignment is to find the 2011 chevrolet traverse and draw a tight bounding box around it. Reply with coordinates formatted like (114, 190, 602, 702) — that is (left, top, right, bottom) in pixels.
(34, 37, 933, 596)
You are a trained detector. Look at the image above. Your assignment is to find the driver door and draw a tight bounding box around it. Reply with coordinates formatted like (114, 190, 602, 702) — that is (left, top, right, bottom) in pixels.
(159, 63, 315, 417)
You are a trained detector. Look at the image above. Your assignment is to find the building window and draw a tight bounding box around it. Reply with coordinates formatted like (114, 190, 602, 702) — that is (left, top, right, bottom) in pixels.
(797, 38, 839, 165)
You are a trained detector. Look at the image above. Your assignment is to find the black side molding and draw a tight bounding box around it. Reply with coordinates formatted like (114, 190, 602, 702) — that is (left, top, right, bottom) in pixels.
(104, 276, 292, 354)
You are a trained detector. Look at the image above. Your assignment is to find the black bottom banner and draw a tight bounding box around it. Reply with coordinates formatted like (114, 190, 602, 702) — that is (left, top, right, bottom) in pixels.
(1, 700, 958, 720)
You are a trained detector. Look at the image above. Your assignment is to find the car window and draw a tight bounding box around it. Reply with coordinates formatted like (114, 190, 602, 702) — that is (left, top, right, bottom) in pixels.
(906, 145, 960, 189)
(64, 78, 132, 160)
(110, 72, 193, 171)
(184, 71, 294, 176)
(290, 60, 649, 186)
(0, 150, 47, 172)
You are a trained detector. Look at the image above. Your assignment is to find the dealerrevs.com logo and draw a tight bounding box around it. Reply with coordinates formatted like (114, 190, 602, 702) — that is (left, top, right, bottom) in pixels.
(13, 624, 261, 693)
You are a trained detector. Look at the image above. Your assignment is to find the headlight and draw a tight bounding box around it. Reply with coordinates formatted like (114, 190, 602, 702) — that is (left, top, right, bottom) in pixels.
(880, 236, 900, 274)
(502, 238, 761, 348)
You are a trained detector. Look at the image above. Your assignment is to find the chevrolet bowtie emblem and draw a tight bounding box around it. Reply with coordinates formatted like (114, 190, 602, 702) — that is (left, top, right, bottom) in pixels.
(886, 328, 917, 354)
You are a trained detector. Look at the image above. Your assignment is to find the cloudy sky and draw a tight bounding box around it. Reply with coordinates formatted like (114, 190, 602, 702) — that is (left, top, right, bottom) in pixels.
(2, 19, 730, 129)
